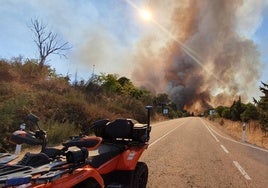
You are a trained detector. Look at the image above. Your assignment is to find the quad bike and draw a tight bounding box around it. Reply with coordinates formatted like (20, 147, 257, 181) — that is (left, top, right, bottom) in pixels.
(0, 106, 152, 188)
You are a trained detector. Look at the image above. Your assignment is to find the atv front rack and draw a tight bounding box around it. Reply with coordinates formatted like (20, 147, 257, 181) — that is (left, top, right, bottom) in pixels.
(0, 160, 89, 187)
(0, 153, 18, 165)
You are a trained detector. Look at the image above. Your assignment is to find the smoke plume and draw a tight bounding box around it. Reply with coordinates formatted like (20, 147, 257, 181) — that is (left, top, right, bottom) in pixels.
(132, 0, 263, 113)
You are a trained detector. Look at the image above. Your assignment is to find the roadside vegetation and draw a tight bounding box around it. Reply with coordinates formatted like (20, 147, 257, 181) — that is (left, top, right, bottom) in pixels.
(205, 83, 268, 148)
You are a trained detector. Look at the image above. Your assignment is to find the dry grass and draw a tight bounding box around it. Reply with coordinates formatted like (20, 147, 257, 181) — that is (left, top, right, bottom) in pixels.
(214, 118, 268, 149)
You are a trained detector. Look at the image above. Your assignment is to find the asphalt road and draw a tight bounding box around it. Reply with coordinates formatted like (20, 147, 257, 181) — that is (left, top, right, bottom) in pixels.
(141, 117, 268, 188)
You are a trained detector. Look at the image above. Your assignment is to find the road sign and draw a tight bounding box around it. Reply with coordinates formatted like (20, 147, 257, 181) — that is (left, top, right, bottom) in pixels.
(163, 108, 168, 115)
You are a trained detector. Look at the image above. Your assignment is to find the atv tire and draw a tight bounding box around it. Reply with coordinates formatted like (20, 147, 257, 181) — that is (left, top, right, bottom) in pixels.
(131, 162, 148, 188)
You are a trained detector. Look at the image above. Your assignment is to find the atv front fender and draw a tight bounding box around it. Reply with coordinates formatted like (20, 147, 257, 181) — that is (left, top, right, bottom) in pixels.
(32, 165, 104, 188)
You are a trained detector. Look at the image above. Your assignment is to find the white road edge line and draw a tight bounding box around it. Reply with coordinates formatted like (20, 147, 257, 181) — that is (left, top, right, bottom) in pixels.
(149, 120, 188, 148)
(202, 119, 268, 153)
(220, 145, 229, 153)
(233, 161, 251, 180)
(201, 119, 219, 142)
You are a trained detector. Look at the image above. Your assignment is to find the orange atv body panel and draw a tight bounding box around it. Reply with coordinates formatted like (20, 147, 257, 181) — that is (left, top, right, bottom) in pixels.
(116, 145, 147, 170)
(97, 145, 147, 174)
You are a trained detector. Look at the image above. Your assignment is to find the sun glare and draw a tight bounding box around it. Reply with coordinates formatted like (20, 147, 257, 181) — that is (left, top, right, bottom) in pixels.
(140, 9, 152, 21)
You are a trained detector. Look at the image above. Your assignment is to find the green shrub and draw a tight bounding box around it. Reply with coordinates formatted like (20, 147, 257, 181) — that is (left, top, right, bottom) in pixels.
(44, 121, 79, 146)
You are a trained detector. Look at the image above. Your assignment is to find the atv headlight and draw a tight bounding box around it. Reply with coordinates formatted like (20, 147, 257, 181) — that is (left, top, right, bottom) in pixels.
(66, 147, 88, 164)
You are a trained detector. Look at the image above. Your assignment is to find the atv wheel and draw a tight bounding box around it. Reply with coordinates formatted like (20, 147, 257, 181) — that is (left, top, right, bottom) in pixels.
(131, 162, 148, 188)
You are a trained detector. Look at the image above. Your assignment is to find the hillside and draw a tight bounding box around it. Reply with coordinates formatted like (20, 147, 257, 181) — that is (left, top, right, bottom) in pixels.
(0, 58, 173, 151)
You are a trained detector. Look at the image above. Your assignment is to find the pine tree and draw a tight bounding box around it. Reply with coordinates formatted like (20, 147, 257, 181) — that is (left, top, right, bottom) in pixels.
(254, 82, 268, 135)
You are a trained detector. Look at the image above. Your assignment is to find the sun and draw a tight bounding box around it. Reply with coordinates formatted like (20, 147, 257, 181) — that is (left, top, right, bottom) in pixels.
(140, 8, 153, 21)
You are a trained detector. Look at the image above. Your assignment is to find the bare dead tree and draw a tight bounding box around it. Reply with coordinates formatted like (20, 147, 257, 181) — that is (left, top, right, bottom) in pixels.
(30, 19, 71, 68)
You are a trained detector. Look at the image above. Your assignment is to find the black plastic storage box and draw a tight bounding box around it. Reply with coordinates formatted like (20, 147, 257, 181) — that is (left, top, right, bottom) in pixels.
(132, 123, 149, 143)
(93, 118, 149, 143)
(105, 119, 149, 143)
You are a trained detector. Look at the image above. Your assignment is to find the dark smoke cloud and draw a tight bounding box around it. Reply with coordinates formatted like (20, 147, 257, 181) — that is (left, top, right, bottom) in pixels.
(132, 0, 263, 113)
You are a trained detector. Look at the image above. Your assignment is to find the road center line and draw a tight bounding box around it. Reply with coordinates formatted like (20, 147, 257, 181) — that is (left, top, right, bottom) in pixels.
(201, 119, 219, 142)
(149, 120, 187, 148)
(220, 145, 229, 153)
(233, 161, 251, 180)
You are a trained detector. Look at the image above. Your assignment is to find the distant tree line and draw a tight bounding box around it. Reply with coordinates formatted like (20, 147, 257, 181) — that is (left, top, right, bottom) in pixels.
(73, 73, 184, 119)
(211, 82, 268, 134)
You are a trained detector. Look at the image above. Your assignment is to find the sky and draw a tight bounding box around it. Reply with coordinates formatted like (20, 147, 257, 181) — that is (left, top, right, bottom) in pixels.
(1, 0, 268, 111)
(0, 0, 145, 80)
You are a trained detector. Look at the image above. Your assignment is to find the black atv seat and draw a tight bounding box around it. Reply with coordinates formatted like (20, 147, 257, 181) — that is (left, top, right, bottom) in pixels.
(89, 143, 125, 169)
